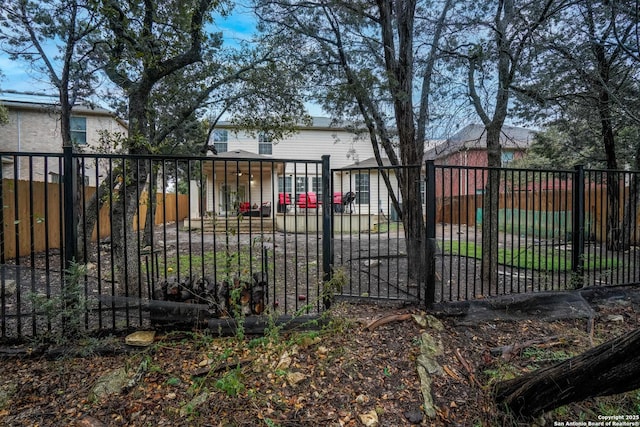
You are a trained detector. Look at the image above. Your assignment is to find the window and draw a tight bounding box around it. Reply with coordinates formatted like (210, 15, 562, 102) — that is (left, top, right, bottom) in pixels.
(212, 130, 228, 153)
(258, 132, 273, 155)
(355, 173, 370, 204)
(49, 172, 89, 185)
(70, 117, 87, 145)
(311, 176, 323, 199)
(49, 172, 62, 184)
(501, 151, 514, 166)
(278, 176, 292, 194)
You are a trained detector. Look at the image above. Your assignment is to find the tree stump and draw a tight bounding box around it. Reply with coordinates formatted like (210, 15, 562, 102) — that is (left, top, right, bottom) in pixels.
(494, 327, 640, 420)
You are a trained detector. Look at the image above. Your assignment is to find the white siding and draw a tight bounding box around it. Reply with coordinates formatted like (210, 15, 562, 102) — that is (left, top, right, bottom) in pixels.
(220, 127, 375, 170)
(201, 121, 408, 220)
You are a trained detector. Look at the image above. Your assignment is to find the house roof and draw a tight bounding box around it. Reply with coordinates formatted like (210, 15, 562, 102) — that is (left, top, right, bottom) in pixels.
(213, 149, 272, 160)
(424, 124, 536, 160)
(216, 116, 351, 132)
(0, 91, 125, 124)
(341, 156, 394, 169)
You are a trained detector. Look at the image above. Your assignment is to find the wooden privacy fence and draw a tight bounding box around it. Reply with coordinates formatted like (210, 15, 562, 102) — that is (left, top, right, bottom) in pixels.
(436, 185, 640, 244)
(1, 179, 188, 259)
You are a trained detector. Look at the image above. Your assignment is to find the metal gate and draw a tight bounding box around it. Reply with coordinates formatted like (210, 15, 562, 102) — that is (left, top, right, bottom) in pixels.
(329, 164, 422, 304)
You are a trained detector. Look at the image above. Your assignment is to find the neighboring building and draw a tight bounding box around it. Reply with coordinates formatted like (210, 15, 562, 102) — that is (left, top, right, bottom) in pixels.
(424, 124, 536, 196)
(199, 118, 400, 218)
(0, 91, 127, 185)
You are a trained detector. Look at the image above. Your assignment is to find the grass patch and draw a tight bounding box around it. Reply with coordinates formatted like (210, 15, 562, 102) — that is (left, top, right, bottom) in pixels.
(371, 221, 402, 233)
(521, 346, 573, 363)
(158, 247, 266, 281)
(441, 241, 618, 272)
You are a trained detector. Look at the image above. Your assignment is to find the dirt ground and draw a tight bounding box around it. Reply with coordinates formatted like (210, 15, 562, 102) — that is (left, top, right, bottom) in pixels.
(1, 285, 639, 427)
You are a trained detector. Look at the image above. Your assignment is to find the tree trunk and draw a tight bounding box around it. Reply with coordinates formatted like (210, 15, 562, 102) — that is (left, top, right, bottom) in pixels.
(621, 173, 639, 250)
(400, 167, 426, 284)
(77, 169, 116, 263)
(110, 156, 149, 297)
(593, 37, 621, 251)
(605, 168, 622, 251)
(481, 125, 502, 290)
(621, 141, 640, 250)
(143, 164, 159, 248)
(495, 327, 640, 420)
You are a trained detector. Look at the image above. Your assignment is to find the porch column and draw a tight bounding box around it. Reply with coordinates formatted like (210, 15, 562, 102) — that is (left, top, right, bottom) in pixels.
(189, 180, 200, 218)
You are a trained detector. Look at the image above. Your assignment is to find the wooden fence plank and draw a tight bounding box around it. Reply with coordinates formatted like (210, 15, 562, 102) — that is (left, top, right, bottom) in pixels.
(1, 179, 188, 259)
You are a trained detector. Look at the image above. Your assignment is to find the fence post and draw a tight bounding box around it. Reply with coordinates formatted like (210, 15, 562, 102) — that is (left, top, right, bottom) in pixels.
(321, 155, 333, 309)
(425, 160, 436, 306)
(571, 164, 585, 288)
(63, 145, 77, 267)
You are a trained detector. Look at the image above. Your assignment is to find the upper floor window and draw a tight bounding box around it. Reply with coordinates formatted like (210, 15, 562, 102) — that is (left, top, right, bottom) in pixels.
(258, 132, 273, 155)
(70, 117, 87, 145)
(212, 130, 228, 153)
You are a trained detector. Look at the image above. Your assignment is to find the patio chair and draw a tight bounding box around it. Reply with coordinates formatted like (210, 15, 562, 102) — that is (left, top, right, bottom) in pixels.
(342, 191, 356, 213)
(278, 192, 292, 213)
(333, 192, 344, 213)
(297, 192, 318, 209)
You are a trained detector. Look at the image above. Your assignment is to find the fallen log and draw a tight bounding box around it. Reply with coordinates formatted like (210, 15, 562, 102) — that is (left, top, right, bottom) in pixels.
(494, 327, 640, 420)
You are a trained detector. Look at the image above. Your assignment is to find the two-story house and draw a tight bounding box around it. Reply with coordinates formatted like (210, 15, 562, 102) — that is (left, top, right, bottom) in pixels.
(0, 91, 127, 186)
(198, 117, 396, 219)
(424, 123, 536, 197)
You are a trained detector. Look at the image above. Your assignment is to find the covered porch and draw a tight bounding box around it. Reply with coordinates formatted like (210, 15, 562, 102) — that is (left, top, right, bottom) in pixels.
(195, 150, 281, 219)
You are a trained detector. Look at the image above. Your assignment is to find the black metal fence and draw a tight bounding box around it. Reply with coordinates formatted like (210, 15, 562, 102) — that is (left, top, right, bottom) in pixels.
(2, 151, 640, 341)
(0, 151, 331, 340)
(428, 164, 640, 302)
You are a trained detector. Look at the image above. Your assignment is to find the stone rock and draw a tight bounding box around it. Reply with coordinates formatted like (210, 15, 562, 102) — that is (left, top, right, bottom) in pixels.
(286, 371, 306, 386)
(0, 382, 17, 409)
(125, 330, 156, 347)
(607, 314, 624, 322)
(359, 409, 379, 427)
(412, 313, 444, 331)
(417, 362, 436, 418)
(276, 351, 292, 371)
(417, 353, 443, 376)
(403, 409, 423, 424)
(76, 415, 107, 427)
(416, 332, 443, 418)
(355, 394, 368, 404)
(1, 280, 16, 297)
(89, 367, 130, 402)
(180, 391, 209, 417)
(316, 346, 329, 356)
(420, 332, 443, 357)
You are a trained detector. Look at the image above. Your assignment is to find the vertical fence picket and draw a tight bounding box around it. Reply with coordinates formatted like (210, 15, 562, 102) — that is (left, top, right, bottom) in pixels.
(3, 152, 640, 341)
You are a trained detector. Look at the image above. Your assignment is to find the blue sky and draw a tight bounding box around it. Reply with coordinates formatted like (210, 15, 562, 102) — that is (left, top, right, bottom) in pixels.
(0, 4, 256, 93)
(0, 3, 324, 116)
